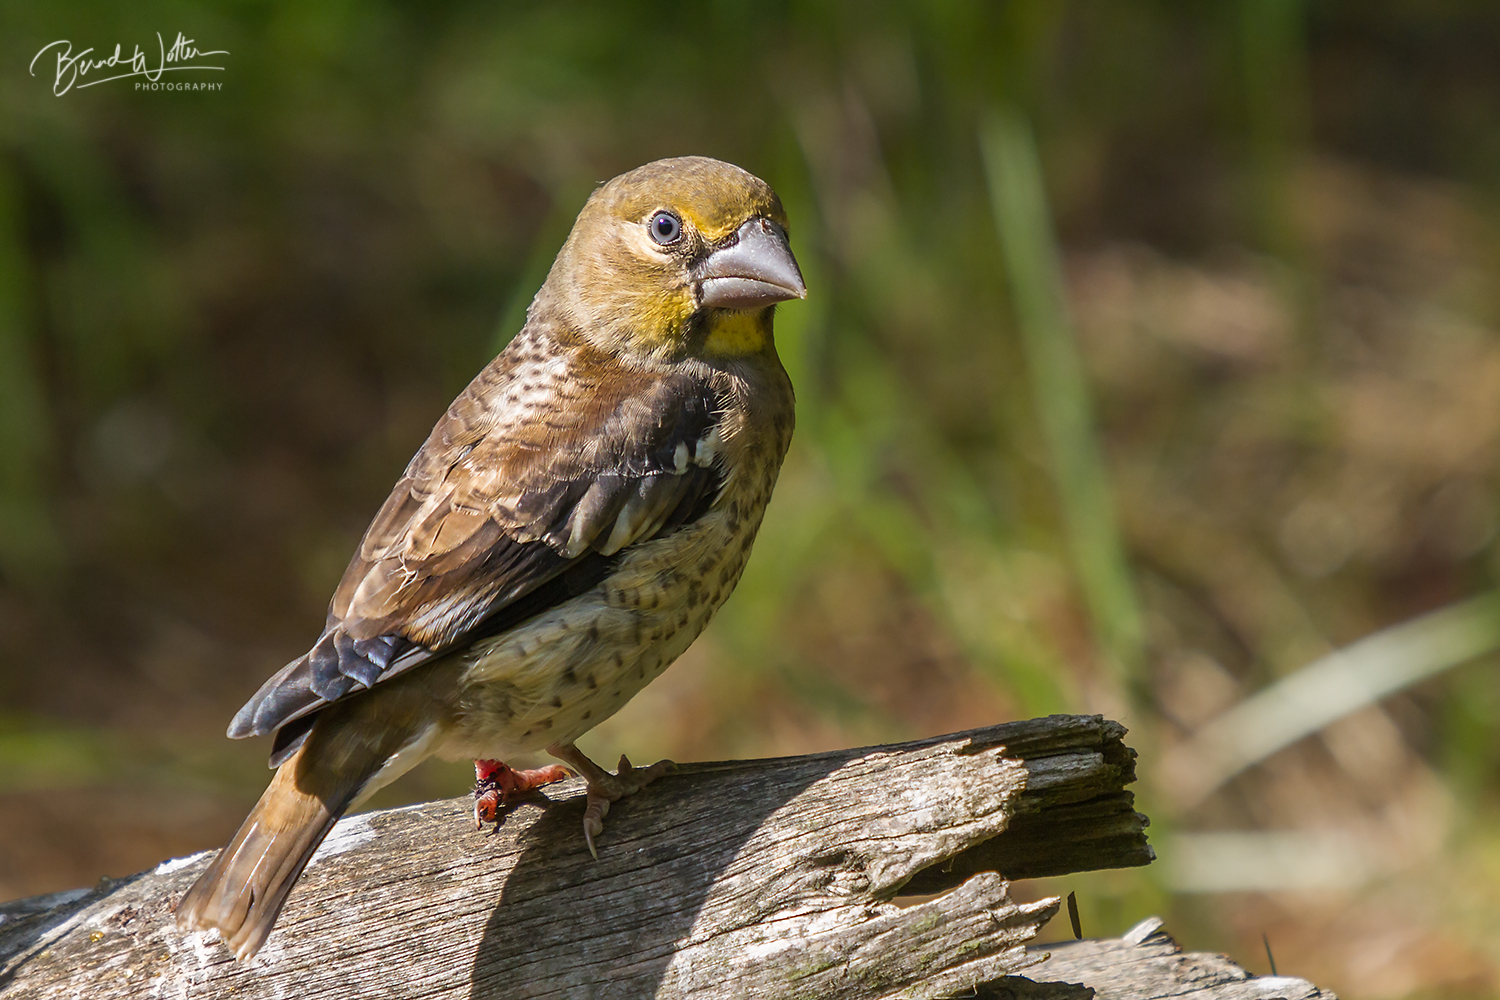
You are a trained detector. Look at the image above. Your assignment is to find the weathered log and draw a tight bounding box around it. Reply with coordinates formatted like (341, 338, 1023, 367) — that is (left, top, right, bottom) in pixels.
(1014, 916, 1338, 999)
(0, 715, 1149, 999)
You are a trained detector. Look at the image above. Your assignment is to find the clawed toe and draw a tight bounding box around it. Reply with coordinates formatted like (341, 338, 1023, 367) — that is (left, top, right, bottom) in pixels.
(582, 794, 611, 859)
(472, 759, 574, 830)
(612, 754, 673, 795)
(467, 750, 669, 848)
(550, 749, 674, 858)
(474, 787, 503, 829)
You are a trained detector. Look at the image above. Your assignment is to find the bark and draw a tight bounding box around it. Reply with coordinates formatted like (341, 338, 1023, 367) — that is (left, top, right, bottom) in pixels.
(1010, 915, 1338, 999)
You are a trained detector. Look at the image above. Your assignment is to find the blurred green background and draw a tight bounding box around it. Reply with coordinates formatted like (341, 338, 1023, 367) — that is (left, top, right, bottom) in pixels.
(4, 1, 1500, 995)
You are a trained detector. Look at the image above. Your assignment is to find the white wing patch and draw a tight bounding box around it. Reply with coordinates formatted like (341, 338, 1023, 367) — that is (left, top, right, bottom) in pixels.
(694, 427, 721, 466)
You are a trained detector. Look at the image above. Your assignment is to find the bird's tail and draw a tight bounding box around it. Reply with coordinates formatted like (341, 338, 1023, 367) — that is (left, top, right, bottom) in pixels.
(178, 661, 456, 959)
(175, 741, 359, 960)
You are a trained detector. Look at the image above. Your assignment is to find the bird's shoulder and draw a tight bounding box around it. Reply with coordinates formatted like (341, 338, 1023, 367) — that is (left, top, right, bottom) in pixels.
(341, 322, 731, 629)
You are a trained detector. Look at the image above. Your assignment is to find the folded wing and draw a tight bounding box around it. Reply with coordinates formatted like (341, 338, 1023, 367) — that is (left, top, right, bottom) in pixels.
(229, 329, 726, 755)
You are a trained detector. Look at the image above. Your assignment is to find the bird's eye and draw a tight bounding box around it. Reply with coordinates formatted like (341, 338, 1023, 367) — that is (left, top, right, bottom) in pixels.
(649, 211, 682, 246)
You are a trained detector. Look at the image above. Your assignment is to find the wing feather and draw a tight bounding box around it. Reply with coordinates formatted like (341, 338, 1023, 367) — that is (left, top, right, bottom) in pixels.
(229, 326, 726, 741)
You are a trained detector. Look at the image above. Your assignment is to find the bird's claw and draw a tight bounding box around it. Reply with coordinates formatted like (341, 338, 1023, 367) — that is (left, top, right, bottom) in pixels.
(474, 787, 503, 830)
(582, 797, 609, 859)
(577, 753, 673, 858)
(472, 759, 574, 831)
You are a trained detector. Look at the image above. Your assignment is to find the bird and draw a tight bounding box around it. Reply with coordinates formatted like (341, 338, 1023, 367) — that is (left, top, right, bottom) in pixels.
(175, 155, 804, 960)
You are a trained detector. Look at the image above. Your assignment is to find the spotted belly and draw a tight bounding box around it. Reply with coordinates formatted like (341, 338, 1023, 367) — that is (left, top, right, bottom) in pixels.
(435, 499, 760, 761)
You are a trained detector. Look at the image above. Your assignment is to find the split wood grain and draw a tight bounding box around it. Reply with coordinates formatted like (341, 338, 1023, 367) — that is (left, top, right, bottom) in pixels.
(1015, 916, 1338, 999)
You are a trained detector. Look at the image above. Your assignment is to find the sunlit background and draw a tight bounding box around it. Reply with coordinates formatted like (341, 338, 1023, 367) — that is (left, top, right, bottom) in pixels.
(4, 3, 1500, 996)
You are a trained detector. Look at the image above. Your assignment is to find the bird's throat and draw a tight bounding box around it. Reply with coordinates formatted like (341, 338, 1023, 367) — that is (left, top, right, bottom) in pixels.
(701, 308, 771, 357)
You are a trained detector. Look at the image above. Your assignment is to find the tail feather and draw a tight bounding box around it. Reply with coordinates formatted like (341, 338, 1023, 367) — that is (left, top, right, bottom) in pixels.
(184, 658, 459, 958)
(176, 746, 353, 959)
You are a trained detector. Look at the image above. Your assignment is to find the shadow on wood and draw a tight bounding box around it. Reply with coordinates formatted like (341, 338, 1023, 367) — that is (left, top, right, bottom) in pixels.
(0, 715, 1150, 999)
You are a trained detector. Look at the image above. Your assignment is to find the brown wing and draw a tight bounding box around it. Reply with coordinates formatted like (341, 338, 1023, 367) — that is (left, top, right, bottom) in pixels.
(229, 326, 726, 744)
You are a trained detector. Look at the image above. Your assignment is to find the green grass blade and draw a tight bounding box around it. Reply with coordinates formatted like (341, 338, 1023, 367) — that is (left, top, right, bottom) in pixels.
(979, 107, 1145, 682)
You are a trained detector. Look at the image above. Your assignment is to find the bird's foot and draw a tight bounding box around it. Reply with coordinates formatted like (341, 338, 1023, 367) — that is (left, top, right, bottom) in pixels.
(546, 743, 673, 859)
(472, 759, 573, 830)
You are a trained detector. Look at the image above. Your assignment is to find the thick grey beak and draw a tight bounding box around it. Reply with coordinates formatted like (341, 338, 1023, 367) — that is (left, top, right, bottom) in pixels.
(696, 218, 807, 311)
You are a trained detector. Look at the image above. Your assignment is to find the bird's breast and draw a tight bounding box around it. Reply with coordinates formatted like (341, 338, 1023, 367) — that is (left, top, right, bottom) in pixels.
(439, 365, 792, 761)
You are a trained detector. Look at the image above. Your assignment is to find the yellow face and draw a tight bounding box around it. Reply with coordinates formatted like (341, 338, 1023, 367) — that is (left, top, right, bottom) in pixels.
(547, 157, 806, 362)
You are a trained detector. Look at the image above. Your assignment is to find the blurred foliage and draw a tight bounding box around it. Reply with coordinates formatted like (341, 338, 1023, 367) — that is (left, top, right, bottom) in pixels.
(4, 1, 1500, 995)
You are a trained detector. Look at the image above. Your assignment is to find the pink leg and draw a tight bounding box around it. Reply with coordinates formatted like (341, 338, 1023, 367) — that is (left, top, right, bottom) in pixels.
(472, 759, 573, 830)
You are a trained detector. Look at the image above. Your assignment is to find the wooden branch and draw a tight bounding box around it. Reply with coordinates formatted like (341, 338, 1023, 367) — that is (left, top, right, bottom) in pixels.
(0, 715, 1150, 999)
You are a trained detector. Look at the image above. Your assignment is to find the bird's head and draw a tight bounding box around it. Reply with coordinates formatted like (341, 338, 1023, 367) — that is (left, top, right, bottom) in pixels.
(539, 156, 806, 363)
